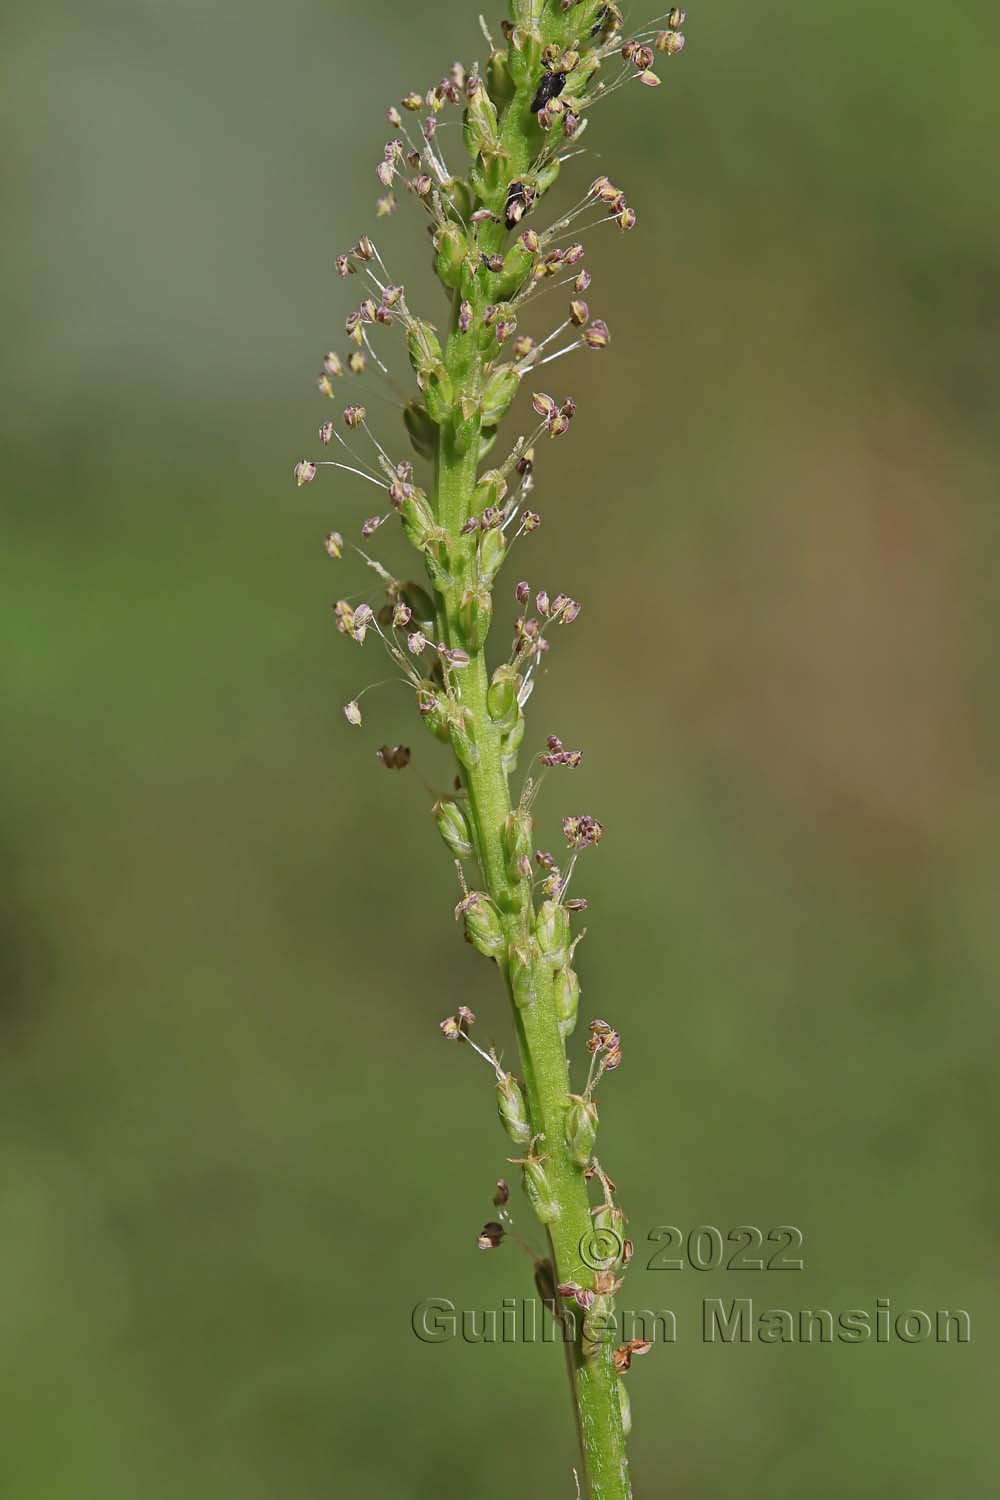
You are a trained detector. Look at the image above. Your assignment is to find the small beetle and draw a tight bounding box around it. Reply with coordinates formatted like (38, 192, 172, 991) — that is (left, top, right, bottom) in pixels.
(530, 70, 567, 115)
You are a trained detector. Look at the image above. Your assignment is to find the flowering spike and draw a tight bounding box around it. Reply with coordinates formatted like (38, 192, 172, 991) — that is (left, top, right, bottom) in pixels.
(300, 10, 693, 1493)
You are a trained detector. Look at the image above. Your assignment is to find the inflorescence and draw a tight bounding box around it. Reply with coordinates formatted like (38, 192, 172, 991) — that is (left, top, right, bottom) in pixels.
(296, 4, 688, 1482)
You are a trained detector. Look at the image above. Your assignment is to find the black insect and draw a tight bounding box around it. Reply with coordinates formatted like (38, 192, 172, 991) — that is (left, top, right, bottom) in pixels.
(505, 180, 535, 229)
(530, 70, 567, 115)
(590, 5, 608, 36)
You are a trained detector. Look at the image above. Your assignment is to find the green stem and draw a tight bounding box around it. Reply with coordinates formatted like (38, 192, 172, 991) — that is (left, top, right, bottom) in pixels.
(429, 13, 632, 1489)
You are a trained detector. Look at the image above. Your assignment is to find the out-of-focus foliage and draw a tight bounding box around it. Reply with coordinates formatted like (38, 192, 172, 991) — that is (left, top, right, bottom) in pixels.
(1, 2, 998, 1495)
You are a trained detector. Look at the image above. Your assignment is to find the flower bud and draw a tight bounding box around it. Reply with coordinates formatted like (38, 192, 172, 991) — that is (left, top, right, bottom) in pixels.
(522, 1156, 560, 1224)
(535, 899, 571, 966)
(463, 80, 500, 157)
(480, 364, 520, 426)
(478, 526, 507, 586)
(564, 1094, 598, 1167)
(486, 48, 514, 108)
(433, 222, 467, 289)
(406, 320, 444, 375)
(487, 666, 520, 727)
(448, 707, 480, 770)
(496, 1071, 531, 1146)
(417, 682, 451, 742)
(554, 963, 581, 1038)
(403, 400, 438, 460)
(503, 809, 534, 883)
(463, 892, 504, 957)
(399, 489, 436, 551)
(434, 798, 474, 859)
(457, 588, 493, 651)
(497, 236, 537, 299)
(422, 365, 454, 424)
(508, 936, 541, 1008)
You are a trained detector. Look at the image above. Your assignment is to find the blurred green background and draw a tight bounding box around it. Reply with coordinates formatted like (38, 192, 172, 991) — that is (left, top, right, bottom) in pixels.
(2, 0, 999, 1494)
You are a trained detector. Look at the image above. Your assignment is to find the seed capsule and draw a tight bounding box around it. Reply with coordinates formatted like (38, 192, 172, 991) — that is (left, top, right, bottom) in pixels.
(554, 964, 581, 1038)
(457, 588, 493, 651)
(448, 708, 480, 771)
(422, 365, 454, 424)
(406, 320, 444, 378)
(416, 682, 451, 743)
(508, 936, 541, 1008)
(487, 666, 520, 727)
(486, 47, 514, 108)
(497, 1071, 531, 1145)
(463, 79, 500, 156)
(522, 1156, 560, 1224)
(399, 490, 436, 551)
(480, 364, 520, 425)
(503, 809, 534, 883)
(478, 526, 507, 587)
(434, 798, 474, 860)
(564, 1094, 598, 1167)
(535, 899, 571, 966)
(433, 222, 468, 289)
(463, 892, 504, 957)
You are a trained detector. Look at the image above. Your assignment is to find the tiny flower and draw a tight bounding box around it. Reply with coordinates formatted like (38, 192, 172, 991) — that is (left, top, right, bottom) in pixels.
(351, 603, 374, 642)
(575, 269, 592, 294)
(515, 580, 531, 604)
(361, 515, 385, 537)
(618, 207, 637, 231)
(636, 69, 660, 87)
(459, 300, 472, 333)
(344, 404, 366, 428)
(570, 299, 589, 327)
(376, 159, 394, 187)
(323, 352, 344, 377)
(564, 814, 604, 850)
(323, 531, 343, 559)
(355, 236, 375, 261)
(334, 255, 353, 278)
(343, 700, 362, 726)
(536, 591, 550, 616)
(349, 350, 366, 374)
(407, 630, 427, 655)
(583, 319, 610, 350)
(657, 28, 686, 55)
(319, 420, 334, 445)
(402, 91, 423, 111)
(294, 460, 317, 486)
(317, 375, 335, 398)
(440, 1010, 469, 1040)
(532, 391, 559, 419)
(386, 104, 402, 126)
(392, 602, 411, 628)
(521, 511, 541, 532)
